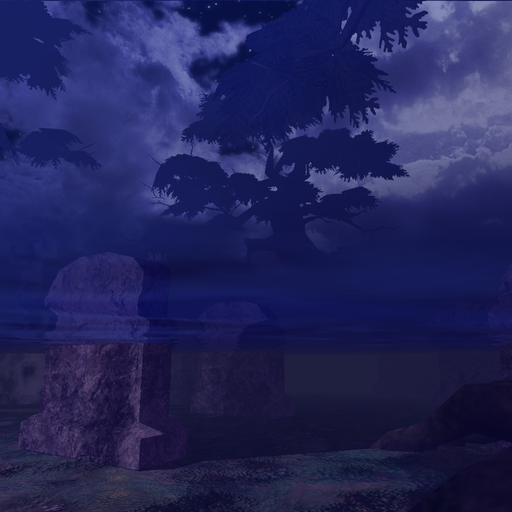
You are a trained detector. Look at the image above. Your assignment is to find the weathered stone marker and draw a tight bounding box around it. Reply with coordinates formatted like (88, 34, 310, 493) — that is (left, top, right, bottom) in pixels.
(170, 301, 295, 418)
(18, 252, 187, 470)
(190, 349, 295, 418)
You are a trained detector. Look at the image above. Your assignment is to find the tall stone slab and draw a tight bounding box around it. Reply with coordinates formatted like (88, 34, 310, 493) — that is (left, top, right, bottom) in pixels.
(190, 350, 295, 418)
(172, 301, 295, 418)
(197, 300, 288, 352)
(18, 252, 187, 470)
(19, 343, 187, 470)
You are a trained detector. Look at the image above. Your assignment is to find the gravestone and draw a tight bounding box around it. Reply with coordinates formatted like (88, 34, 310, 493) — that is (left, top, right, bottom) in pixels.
(198, 300, 287, 352)
(18, 252, 187, 470)
(190, 350, 295, 418)
(172, 301, 295, 418)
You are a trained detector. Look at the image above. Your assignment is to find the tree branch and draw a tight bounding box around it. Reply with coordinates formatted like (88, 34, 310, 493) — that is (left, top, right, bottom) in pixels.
(148, 153, 162, 166)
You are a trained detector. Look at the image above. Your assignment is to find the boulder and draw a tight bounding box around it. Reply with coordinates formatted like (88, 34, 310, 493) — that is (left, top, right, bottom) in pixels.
(432, 349, 503, 411)
(489, 263, 512, 332)
(371, 380, 512, 452)
(407, 445, 512, 511)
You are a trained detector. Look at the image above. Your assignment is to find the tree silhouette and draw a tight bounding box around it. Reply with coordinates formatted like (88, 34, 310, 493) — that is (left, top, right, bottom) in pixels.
(153, 127, 408, 265)
(152, 0, 427, 265)
(0, 2, 101, 170)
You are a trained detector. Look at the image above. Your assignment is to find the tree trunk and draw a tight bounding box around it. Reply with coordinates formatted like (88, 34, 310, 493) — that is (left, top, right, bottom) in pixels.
(244, 223, 325, 266)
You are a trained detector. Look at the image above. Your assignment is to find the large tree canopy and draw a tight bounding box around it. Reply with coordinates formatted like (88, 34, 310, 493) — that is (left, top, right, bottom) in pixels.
(181, 0, 428, 153)
(153, 0, 426, 265)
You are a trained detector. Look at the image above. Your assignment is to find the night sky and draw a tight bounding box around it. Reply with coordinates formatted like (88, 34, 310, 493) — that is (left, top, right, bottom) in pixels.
(1, 1, 512, 354)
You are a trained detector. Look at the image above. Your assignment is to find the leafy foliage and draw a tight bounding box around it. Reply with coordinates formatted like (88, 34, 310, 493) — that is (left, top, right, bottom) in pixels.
(0, 2, 91, 99)
(155, 0, 427, 263)
(153, 128, 407, 231)
(0, 2, 97, 170)
(182, 0, 428, 153)
(16, 129, 101, 170)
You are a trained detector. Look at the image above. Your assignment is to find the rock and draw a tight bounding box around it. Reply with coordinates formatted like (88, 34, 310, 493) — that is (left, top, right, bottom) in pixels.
(0, 352, 45, 406)
(432, 349, 503, 411)
(371, 380, 512, 452)
(407, 445, 512, 512)
(429, 300, 496, 333)
(19, 343, 187, 470)
(43, 252, 176, 344)
(489, 263, 512, 332)
(198, 300, 287, 351)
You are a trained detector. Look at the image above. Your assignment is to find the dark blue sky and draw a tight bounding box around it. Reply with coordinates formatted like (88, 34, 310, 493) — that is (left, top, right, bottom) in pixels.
(1, 1, 511, 352)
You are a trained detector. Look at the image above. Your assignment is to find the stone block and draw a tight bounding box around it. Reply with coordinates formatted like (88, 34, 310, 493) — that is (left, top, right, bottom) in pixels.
(18, 343, 187, 470)
(0, 353, 45, 406)
(190, 350, 295, 419)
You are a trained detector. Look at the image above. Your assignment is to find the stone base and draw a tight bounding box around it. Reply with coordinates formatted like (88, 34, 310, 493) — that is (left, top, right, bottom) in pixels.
(190, 351, 295, 419)
(18, 343, 187, 470)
